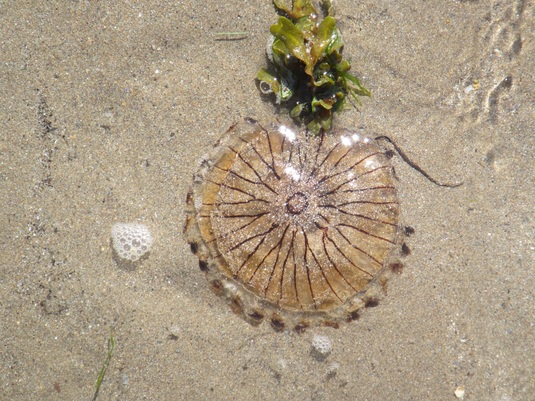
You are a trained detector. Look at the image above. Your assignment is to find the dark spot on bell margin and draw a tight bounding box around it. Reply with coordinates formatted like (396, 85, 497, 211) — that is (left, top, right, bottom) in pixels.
(365, 298, 380, 308)
(294, 322, 310, 333)
(323, 320, 340, 329)
(348, 310, 360, 321)
(199, 260, 209, 271)
(401, 243, 411, 255)
(404, 226, 415, 236)
(271, 318, 285, 332)
(190, 242, 199, 254)
(210, 280, 223, 296)
(389, 262, 404, 273)
(248, 311, 264, 326)
(230, 297, 244, 315)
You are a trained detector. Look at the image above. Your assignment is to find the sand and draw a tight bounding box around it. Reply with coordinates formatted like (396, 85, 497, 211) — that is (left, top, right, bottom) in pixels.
(1, 0, 533, 400)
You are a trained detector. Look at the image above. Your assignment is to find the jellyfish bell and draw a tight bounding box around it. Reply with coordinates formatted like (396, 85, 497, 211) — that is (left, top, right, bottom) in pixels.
(184, 119, 405, 331)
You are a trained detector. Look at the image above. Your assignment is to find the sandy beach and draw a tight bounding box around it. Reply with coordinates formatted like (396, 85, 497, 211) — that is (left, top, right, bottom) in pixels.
(1, 0, 533, 399)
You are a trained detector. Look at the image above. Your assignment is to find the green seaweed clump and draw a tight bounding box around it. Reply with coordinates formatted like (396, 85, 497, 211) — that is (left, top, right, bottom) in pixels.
(257, 0, 371, 135)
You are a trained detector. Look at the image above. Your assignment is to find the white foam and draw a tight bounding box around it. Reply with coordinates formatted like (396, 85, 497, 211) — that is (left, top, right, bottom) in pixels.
(284, 165, 301, 181)
(278, 125, 297, 142)
(111, 223, 153, 262)
(340, 135, 352, 146)
(312, 334, 332, 355)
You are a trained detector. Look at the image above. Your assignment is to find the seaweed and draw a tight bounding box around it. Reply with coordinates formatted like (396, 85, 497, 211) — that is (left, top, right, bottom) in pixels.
(91, 329, 115, 401)
(257, 0, 370, 134)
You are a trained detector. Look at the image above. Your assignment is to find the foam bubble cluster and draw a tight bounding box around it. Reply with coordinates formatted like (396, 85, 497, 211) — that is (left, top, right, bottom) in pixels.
(312, 334, 332, 356)
(111, 223, 153, 262)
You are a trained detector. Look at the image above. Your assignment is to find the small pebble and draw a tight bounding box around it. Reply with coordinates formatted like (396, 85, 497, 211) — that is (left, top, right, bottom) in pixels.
(454, 386, 465, 399)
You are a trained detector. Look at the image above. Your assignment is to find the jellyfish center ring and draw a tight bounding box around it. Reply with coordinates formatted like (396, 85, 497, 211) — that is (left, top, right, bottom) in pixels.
(286, 192, 308, 214)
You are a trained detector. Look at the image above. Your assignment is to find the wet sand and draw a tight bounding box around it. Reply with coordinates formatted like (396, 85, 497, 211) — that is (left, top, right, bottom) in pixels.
(1, 1, 533, 400)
